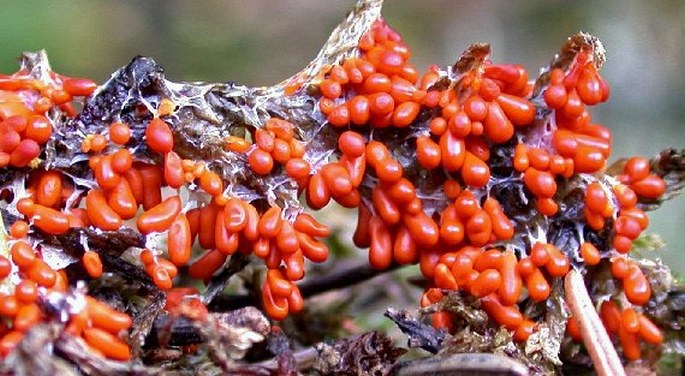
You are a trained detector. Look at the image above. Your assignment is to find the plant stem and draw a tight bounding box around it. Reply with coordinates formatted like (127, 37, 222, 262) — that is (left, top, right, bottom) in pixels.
(564, 270, 626, 376)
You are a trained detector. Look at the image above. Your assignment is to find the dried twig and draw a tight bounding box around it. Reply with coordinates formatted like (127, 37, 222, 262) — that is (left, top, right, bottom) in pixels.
(202, 253, 251, 305)
(565, 270, 626, 376)
(254, 347, 319, 373)
(392, 353, 529, 376)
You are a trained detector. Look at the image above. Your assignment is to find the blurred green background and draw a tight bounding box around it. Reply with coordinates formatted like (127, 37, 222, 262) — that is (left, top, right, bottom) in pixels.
(1, 0, 683, 273)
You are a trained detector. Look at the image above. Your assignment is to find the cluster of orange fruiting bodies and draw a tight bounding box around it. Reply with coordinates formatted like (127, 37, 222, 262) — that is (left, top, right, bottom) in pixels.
(0, 17, 670, 364)
(310, 19, 666, 361)
(0, 67, 333, 358)
(0, 70, 137, 359)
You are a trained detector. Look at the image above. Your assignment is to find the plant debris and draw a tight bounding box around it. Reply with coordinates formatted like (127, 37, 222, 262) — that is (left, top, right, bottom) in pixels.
(0, 0, 682, 375)
(312, 331, 405, 376)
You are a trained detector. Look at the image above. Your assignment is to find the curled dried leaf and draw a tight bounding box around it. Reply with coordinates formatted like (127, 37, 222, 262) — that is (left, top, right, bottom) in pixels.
(385, 307, 446, 354)
(199, 307, 270, 362)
